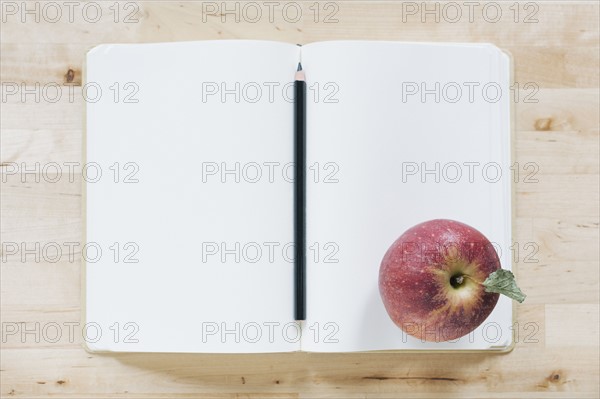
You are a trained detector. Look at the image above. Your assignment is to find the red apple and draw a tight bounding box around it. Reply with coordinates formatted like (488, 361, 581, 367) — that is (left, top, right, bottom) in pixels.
(379, 219, 500, 342)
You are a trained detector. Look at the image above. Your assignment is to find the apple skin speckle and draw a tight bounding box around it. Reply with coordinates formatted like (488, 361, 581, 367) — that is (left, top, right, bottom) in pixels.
(379, 219, 500, 342)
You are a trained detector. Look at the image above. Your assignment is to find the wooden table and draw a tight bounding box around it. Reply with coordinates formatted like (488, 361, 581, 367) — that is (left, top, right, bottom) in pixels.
(1, 1, 599, 398)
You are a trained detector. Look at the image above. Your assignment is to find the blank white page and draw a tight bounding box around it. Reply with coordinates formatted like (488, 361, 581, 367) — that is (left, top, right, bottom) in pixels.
(301, 41, 512, 352)
(85, 41, 300, 353)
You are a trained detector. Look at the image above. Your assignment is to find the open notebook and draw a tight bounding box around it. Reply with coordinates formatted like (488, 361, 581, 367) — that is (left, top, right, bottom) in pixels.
(84, 40, 513, 353)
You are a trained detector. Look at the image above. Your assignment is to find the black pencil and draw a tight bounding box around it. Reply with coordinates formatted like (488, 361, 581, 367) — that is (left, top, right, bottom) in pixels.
(294, 62, 306, 321)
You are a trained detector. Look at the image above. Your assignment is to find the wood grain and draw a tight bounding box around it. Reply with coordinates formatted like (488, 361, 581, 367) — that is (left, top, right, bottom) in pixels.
(1, 1, 599, 398)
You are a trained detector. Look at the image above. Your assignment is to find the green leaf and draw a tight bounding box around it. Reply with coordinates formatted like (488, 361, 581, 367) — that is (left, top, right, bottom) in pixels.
(482, 269, 526, 303)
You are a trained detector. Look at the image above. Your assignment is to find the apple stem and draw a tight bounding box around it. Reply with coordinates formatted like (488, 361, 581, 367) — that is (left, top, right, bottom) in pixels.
(462, 275, 481, 285)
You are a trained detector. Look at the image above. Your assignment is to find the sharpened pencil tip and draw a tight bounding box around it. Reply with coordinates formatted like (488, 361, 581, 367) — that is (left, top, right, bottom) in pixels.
(297, 62, 302, 71)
